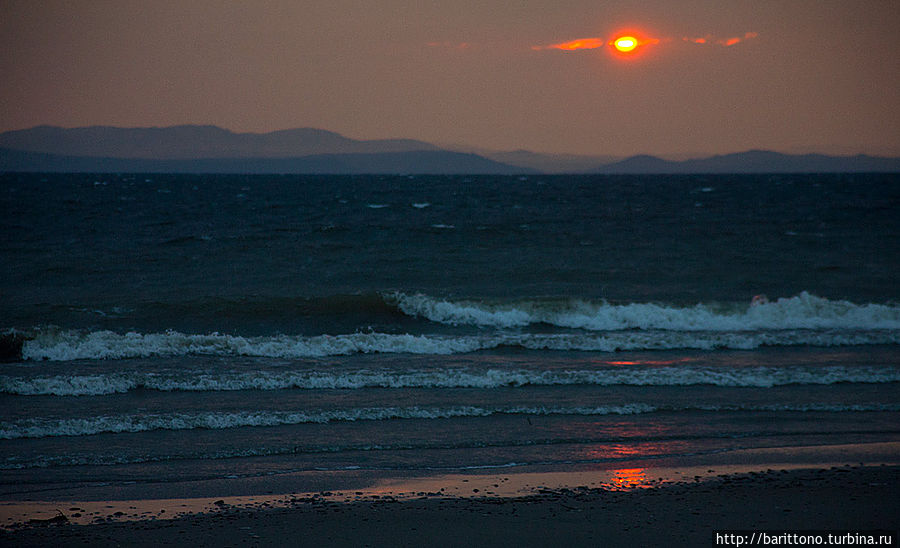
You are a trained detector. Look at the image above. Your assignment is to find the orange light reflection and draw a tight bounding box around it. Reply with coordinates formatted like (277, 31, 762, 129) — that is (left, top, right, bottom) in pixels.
(604, 357, 693, 366)
(608, 468, 648, 490)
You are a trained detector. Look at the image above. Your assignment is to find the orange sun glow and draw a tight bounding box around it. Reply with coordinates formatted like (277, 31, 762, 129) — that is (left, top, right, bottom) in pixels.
(613, 36, 638, 53)
(607, 33, 661, 58)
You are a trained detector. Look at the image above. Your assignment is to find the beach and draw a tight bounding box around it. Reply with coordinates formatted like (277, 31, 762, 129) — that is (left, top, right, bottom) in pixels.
(3, 461, 898, 547)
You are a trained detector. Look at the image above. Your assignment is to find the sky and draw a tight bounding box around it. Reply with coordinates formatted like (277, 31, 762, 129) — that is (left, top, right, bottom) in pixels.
(1, 0, 899, 157)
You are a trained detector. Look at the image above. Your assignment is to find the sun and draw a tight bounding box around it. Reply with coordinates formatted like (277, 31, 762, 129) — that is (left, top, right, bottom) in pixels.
(613, 36, 638, 53)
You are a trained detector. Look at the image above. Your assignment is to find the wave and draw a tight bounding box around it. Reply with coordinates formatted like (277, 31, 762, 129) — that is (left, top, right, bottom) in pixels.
(389, 292, 900, 331)
(81, 293, 401, 321)
(21, 292, 900, 336)
(18, 327, 900, 362)
(3, 403, 898, 440)
(0, 405, 652, 439)
(4, 365, 900, 396)
(0, 429, 847, 470)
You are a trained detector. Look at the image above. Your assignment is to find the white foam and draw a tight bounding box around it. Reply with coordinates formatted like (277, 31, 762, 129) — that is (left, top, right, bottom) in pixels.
(4, 364, 899, 396)
(1, 374, 137, 396)
(3, 402, 897, 440)
(389, 292, 900, 331)
(18, 327, 900, 363)
(0, 404, 653, 439)
(21, 331, 488, 361)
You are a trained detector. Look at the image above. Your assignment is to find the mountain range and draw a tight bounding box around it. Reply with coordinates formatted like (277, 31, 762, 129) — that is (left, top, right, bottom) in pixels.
(1, 125, 898, 174)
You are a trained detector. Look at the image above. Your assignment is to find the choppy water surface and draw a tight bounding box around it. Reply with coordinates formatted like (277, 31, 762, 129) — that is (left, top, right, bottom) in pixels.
(1, 173, 898, 495)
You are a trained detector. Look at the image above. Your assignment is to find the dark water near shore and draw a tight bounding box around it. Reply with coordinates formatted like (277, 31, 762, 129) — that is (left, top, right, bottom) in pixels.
(1, 173, 898, 498)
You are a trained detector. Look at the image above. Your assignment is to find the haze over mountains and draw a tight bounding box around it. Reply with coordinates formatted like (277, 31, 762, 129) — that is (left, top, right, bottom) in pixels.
(1, 125, 898, 174)
(0, 125, 440, 159)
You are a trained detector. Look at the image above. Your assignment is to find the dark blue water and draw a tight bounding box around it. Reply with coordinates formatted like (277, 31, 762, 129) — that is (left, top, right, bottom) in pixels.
(1, 173, 898, 498)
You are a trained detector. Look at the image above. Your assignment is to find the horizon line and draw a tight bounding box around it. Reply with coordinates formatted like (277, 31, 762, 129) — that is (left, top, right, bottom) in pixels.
(1, 123, 898, 161)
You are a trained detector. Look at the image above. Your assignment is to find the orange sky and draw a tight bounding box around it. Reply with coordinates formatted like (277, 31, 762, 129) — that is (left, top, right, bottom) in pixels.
(1, 0, 898, 156)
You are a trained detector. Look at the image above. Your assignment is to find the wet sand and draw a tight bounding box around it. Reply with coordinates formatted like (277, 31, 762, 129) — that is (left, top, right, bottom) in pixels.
(2, 463, 898, 548)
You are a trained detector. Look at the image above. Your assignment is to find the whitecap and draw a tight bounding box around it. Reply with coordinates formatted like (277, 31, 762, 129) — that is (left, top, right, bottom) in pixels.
(388, 292, 900, 332)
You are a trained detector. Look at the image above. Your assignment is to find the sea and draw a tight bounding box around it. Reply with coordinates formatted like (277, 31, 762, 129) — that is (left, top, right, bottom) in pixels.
(1, 172, 899, 498)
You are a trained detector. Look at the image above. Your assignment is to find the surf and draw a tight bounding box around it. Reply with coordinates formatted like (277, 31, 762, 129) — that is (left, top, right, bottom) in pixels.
(5, 363, 900, 396)
(388, 291, 900, 331)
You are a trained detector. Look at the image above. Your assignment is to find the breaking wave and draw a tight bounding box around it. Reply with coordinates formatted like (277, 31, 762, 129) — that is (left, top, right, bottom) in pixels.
(4, 402, 898, 440)
(18, 327, 900, 362)
(4, 365, 899, 396)
(388, 291, 900, 331)
(0, 405, 655, 439)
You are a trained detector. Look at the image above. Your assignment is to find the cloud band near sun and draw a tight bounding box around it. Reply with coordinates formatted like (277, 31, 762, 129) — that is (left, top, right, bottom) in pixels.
(533, 31, 757, 52)
(533, 34, 662, 53)
(531, 38, 607, 51)
(683, 32, 759, 46)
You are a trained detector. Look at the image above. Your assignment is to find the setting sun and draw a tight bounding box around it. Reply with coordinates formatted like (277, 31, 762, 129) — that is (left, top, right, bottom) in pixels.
(613, 36, 638, 52)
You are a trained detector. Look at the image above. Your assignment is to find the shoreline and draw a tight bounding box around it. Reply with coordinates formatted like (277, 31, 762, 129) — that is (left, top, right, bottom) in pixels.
(2, 441, 899, 546)
(2, 464, 898, 547)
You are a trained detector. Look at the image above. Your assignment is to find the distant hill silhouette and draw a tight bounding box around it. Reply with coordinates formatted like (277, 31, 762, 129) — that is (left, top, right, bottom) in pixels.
(0, 125, 439, 159)
(481, 149, 622, 174)
(595, 150, 900, 173)
(0, 125, 898, 174)
(0, 147, 532, 174)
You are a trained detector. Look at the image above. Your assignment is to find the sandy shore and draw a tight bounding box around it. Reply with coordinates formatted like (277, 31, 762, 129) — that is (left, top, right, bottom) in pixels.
(2, 463, 898, 547)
